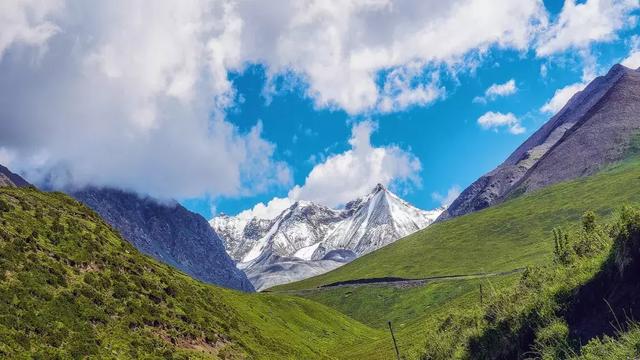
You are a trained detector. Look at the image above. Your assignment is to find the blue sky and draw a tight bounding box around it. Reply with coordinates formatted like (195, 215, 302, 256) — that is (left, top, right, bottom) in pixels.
(183, 1, 640, 219)
(1, 0, 639, 220)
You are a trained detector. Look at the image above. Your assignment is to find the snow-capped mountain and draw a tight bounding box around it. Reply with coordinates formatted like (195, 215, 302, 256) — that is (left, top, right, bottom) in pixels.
(211, 184, 442, 290)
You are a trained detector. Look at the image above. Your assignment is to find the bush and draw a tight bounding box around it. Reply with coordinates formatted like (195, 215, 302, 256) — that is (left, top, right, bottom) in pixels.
(0, 199, 11, 213)
(613, 206, 640, 277)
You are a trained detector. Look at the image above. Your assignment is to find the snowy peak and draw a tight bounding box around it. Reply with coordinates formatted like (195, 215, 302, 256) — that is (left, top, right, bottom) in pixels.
(211, 186, 442, 290)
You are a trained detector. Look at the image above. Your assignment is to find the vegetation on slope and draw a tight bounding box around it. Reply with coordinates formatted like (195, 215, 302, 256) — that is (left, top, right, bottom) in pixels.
(0, 187, 380, 359)
(420, 207, 640, 359)
(274, 159, 640, 291)
(296, 274, 518, 360)
(298, 279, 487, 329)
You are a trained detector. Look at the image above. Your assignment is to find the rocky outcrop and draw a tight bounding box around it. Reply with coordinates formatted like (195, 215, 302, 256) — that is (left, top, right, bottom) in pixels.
(0, 164, 30, 187)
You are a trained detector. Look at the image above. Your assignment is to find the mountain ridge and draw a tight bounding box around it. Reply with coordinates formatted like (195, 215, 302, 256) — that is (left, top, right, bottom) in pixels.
(71, 187, 254, 292)
(0, 164, 30, 188)
(439, 63, 640, 221)
(212, 184, 442, 290)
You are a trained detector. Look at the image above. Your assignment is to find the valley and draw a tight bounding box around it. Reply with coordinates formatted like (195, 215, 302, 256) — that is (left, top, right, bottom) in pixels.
(268, 157, 640, 358)
(1, 15, 639, 356)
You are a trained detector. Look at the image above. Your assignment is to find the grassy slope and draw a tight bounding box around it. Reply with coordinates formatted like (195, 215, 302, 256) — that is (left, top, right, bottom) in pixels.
(274, 159, 640, 292)
(295, 275, 515, 329)
(297, 274, 519, 359)
(418, 205, 640, 359)
(0, 187, 381, 359)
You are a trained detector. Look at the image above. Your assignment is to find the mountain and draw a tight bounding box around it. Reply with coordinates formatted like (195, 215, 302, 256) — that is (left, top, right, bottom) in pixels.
(0, 186, 378, 358)
(440, 64, 640, 220)
(0, 164, 30, 187)
(71, 187, 254, 292)
(212, 184, 442, 290)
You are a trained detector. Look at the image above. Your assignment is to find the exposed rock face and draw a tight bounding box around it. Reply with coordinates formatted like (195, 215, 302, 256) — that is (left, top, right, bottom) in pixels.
(212, 184, 442, 290)
(440, 64, 640, 221)
(72, 188, 254, 292)
(0, 164, 30, 187)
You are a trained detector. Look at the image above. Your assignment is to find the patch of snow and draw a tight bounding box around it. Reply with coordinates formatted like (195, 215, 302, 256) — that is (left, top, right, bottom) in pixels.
(211, 184, 440, 289)
(294, 243, 321, 260)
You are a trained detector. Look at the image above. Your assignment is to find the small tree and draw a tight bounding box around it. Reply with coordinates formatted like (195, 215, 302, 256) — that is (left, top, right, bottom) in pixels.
(574, 210, 611, 257)
(553, 228, 573, 265)
(582, 210, 597, 233)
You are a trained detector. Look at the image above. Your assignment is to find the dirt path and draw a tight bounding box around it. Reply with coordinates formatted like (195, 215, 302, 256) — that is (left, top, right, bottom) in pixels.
(318, 268, 524, 289)
(269, 268, 524, 293)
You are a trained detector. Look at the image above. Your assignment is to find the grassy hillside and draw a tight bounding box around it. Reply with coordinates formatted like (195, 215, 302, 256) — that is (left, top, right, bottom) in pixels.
(418, 206, 640, 359)
(274, 159, 640, 292)
(0, 187, 381, 359)
(296, 274, 519, 359)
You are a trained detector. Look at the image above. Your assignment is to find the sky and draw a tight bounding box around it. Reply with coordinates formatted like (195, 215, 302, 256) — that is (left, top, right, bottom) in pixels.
(0, 0, 639, 220)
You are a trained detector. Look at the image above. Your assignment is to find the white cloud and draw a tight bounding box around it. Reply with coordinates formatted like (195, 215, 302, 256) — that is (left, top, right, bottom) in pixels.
(0, 1, 290, 199)
(1, 0, 638, 201)
(536, 0, 639, 57)
(0, 0, 62, 58)
(236, 120, 422, 219)
(378, 65, 445, 112)
(290, 121, 421, 206)
(540, 81, 587, 114)
(540, 63, 549, 78)
(622, 35, 640, 69)
(236, 196, 294, 220)
(237, 0, 549, 114)
(473, 79, 517, 104)
(623, 51, 640, 69)
(540, 56, 597, 114)
(432, 185, 461, 208)
(477, 111, 525, 134)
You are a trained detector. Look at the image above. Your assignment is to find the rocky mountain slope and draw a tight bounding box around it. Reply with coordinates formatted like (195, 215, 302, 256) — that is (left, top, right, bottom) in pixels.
(440, 64, 640, 220)
(72, 188, 254, 292)
(212, 184, 441, 290)
(0, 164, 30, 187)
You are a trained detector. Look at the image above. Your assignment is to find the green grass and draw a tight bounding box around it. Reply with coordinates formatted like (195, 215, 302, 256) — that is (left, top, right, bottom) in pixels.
(297, 280, 480, 329)
(292, 275, 513, 329)
(0, 187, 381, 359)
(416, 205, 640, 359)
(293, 274, 519, 359)
(273, 159, 640, 292)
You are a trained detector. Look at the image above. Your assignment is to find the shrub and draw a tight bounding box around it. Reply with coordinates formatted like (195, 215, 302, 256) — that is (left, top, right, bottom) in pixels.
(553, 227, 574, 265)
(0, 198, 11, 213)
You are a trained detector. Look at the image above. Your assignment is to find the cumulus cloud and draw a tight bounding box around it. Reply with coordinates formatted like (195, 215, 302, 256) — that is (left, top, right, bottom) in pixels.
(622, 35, 640, 69)
(540, 82, 588, 114)
(536, 0, 639, 57)
(236, 196, 295, 220)
(540, 56, 598, 114)
(240, 0, 547, 114)
(0, 1, 290, 199)
(1, 0, 637, 200)
(235, 121, 422, 219)
(473, 79, 517, 104)
(477, 111, 525, 134)
(432, 185, 461, 208)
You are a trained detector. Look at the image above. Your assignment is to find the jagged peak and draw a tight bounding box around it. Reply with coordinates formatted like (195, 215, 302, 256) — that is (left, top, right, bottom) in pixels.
(371, 183, 387, 194)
